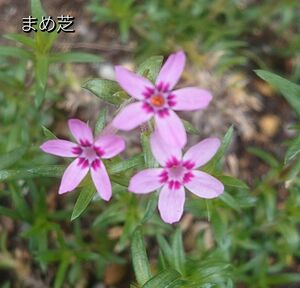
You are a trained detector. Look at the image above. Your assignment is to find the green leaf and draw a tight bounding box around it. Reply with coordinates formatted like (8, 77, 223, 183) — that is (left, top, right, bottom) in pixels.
(4, 33, 35, 49)
(285, 134, 300, 164)
(71, 186, 96, 221)
(94, 108, 108, 134)
(35, 55, 49, 107)
(41, 125, 57, 140)
(142, 193, 158, 223)
(247, 147, 279, 168)
(0, 165, 64, 181)
(0, 46, 32, 60)
(107, 154, 144, 174)
(211, 208, 227, 246)
(49, 52, 102, 63)
(157, 235, 173, 265)
(0, 206, 22, 220)
(266, 273, 300, 285)
(54, 259, 70, 288)
(182, 119, 200, 135)
(31, 0, 45, 20)
(205, 125, 234, 172)
(11, 186, 31, 222)
(141, 132, 157, 168)
(0, 146, 28, 170)
(131, 227, 152, 286)
(217, 175, 249, 190)
(83, 79, 128, 106)
(219, 192, 240, 212)
(255, 70, 300, 116)
(137, 55, 164, 82)
(172, 229, 186, 275)
(142, 270, 182, 288)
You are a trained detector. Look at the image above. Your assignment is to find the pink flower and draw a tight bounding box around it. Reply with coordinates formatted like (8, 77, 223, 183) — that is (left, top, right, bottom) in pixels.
(112, 51, 212, 148)
(129, 132, 224, 224)
(40, 119, 125, 200)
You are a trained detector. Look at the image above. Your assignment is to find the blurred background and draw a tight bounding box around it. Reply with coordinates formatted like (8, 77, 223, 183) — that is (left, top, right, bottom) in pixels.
(0, 0, 300, 287)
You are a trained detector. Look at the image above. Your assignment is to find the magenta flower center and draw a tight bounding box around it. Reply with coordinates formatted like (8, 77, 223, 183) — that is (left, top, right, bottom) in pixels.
(142, 82, 176, 117)
(159, 157, 195, 189)
(72, 142, 104, 170)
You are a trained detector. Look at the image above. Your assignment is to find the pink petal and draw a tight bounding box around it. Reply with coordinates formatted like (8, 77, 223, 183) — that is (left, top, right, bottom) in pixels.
(112, 102, 153, 131)
(155, 110, 186, 148)
(40, 139, 77, 157)
(158, 184, 185, 224)
(150, 130, 182, 166)
(91, 162, 112, 201)
(68, 119, 93, 145)
(59, 158, 89, 194)
(156, 51, 186, 90)
(129, 168, 164, 194)
(172, 87, 212, 111)
(185, 170, 224, 199)
(183, 137, 220, 168)
(115, 66, 154, 100)
(94, 135, 125, 159)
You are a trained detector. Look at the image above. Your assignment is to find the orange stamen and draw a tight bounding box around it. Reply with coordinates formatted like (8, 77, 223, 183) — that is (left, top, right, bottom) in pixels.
(150, 94, 165, 107)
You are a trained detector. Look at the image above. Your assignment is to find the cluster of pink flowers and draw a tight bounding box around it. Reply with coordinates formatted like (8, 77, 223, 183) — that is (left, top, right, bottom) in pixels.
(41, 51, 224, 224)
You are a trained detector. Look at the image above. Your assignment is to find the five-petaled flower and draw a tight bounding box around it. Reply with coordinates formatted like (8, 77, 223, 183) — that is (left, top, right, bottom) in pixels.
(129, 131, 224, 224)
(112, 51, 212, 148)
(40, 119, 125, 200)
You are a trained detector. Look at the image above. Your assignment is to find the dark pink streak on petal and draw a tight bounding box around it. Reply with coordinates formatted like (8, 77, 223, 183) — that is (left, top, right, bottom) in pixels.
(91, 159, 101, 170)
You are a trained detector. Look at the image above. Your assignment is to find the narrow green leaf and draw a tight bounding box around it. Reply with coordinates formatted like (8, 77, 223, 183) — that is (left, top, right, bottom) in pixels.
(49, 52, 102, 63)
(0, 206, 22, 220)
(131, 227, 152, 286)
(31, 0, 45, 19)
(4, 33, 35, 49)
(137, 55, 164, 82)
(285, 134, 300, 164)
(41, 125, 57, 140)
(83, 79, 128, 106)
(11, 186, 31, 222)
(94, 108, 108, 134)
(204, 125, 234, 172)
(255, 70, 300, 116)
(54, 259, 70, 288)
(247, 147, 279, 168)
(142, 269, 182, 288)
(142, 193, 158, 223)
(0, 165, 64, 181)
(71, 186, 96, 221)
(172, 229, 186, 275)
(0, 146, 28, 170)
(266, 273, 300, 285)
(219, 192, 240, 212)
(217, 175, 248, 190)
(107, 154, 144, 174)
(35, 55, 49, 107)
(0, 46, 32, 59)
(182, 119, 200, 135)
(141, 132, 157, 168)
(157, 235, 173, 265)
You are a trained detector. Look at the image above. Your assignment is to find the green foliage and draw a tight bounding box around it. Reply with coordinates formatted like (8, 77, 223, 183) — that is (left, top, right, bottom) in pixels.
(89, 0, 300, 74)
(255, 70, 300, 116)
(131, 227, 152, 286)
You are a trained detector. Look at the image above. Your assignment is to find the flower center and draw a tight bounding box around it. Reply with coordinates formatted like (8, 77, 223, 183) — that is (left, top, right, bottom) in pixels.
(82, 147, 97, 162)
(159, 158, 195, 189)
(168, 165, 185, 179)
(150, 94, 165, 107)
(141, 83, 177, 117)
